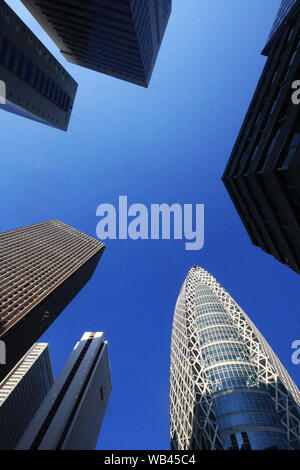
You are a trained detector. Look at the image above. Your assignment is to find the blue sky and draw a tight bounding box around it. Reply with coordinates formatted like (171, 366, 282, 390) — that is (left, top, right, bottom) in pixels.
(1, 0, 299, 450)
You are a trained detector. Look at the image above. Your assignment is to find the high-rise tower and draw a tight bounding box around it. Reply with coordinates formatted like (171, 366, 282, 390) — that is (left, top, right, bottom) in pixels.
(20, 0, 172, 87)
(222, 1, 300, 274)
(0, 220, 105, 380)
(17, 332, 112, 450)
(0, 343, 54, 449)
(0, 0, 77, 130)
(264, 0, 299, 53)
(170, 266, 300, 450)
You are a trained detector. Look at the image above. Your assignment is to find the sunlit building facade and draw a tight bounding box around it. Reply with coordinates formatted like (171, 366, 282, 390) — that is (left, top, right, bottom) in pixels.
(17, 332, 112, 450)
(170, 266, 300, 450)
(0, 343, 53, 449)
(0, 220, 105, 381)
(20, 0, 172, 87)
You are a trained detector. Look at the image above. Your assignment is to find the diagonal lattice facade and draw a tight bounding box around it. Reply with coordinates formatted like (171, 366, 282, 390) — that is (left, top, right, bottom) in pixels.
(170, 266, 300, 450)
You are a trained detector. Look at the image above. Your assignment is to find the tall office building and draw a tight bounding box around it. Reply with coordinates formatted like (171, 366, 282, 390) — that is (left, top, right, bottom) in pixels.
(0, 343, 54, 449)
(170, 266, 300, 450)
(0, 0, 77, 130)
(222, 1, 300, 274)
(17, 332, 112, 450)
(20, 0, 172, 87)
(264, 0, 299, 53)
(0, 220, 105, 381)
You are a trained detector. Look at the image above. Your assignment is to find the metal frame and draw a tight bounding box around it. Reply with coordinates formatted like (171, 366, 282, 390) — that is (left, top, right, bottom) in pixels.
(170, 266, 300, 450)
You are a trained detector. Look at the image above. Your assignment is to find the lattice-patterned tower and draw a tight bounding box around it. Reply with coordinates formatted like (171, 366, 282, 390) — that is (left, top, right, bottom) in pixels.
(0, 220, 105, 381)
(170, 266, 300, 450)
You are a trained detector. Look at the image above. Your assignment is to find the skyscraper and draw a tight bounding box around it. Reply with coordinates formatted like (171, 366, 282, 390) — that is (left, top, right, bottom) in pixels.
(20, 0, 172, 87)
(0, 219, 105, 381)
(170, 266, 300, 450)
(0, 343, 54, 449)
(264, 0, 299, 53)
(17, 332, 112, 450)
(222, 1, 300, 274)
(0, 0, 77, 131)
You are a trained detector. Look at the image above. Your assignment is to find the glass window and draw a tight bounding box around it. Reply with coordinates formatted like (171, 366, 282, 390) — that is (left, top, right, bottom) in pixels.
(0, 39, 9, 66)
(38, 72, 46, 94)
(267, 128, 281, 156)
(279, 130, 300, 169)
(33, 68, 41, 89)
(0, 36, 70, 111)
(44, 77, 51, 97)
(8, 46, 18, 72)
(25, 61, 36, 86)
(17, 53, 27, 80)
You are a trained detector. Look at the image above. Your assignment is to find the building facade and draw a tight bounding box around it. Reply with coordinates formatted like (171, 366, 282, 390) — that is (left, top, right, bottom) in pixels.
(17, 332, 112, 450)
(20, 0, 172, 87)
(0, 343, 54, 449)
(170, 266, 300, 450)
(0, 0, 77, 130)
(264, 0, 299, 54)
(0, 220, 105, 380)
(222, 2, 300, 274)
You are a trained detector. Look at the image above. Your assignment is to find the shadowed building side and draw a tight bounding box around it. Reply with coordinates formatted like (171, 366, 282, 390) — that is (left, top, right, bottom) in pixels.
(0, 220, 105, 381)
(0, 343, 54, 450)
(20, 0, 172, 87)
(16, 332, 112, 450)
(222, 1, 300, 274)
(0, 1, 77, 131)
(263, 0, 299, 55)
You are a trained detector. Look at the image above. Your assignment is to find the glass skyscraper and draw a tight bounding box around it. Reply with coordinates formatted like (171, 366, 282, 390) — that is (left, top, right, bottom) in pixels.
(17, 332, 112, 450)
(222, 1, 300, 274)
(20, 0, 172, 87)
(170, 266, 300, 450)
(264, 0, 299, 52)
(0, 0, 77, 130)
(0, 343, 53, 449)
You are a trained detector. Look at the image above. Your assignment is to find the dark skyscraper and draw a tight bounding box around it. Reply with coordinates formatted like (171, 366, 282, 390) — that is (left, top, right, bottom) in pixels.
(0, 343, 53, 449)
(0, 220, 105, 381)
(20, 0, 172, 87)
(170, 267, 300, 450)
(0, 0, 77, 131)
(17, 332, 112, 450)
(222, 1, 300, 274)
(264, 0, 299, 52)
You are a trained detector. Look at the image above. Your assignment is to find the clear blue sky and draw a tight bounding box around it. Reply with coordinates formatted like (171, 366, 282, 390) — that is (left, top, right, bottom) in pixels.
(2, 0, 299, 450)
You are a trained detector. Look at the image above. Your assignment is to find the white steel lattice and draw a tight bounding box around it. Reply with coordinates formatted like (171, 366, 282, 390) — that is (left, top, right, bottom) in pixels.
(170, 266, 300, 450)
